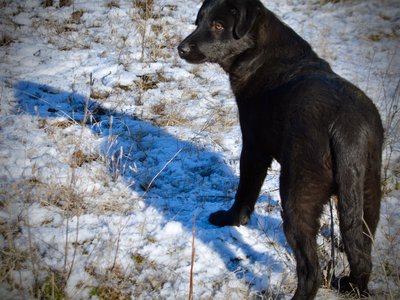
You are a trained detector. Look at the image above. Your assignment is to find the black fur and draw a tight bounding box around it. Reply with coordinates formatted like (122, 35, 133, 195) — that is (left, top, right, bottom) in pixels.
(178, 0, 383, 299)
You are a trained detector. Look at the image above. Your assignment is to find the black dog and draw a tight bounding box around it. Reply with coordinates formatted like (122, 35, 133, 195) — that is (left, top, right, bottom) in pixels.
(178, 0, 383, 299)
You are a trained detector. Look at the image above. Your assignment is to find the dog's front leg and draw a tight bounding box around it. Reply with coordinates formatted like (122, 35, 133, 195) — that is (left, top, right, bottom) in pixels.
(209, 145, 272, 227)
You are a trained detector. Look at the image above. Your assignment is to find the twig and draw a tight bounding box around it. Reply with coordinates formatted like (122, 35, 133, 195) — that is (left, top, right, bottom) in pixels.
(189, 213, 196, 300)
(143, 147, 183, 195)
(111, 224, 123, 271)
(66, 215, 80, 281)
(25, 207, 39, 291)
(64, 217, 69, 274)
(79, 73, 93, 130)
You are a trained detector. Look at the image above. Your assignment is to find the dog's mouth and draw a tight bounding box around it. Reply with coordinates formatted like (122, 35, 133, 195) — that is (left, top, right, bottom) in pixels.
(180, 55, 208, 64)
(178, 51, 207, 64)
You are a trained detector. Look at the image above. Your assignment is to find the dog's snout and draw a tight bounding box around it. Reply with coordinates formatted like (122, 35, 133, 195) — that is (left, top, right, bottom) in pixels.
(178, 43, 190, 56)
(178, 31, 207, 63)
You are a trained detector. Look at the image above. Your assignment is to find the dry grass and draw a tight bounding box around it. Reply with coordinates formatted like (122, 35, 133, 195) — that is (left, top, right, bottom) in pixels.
(106, 0, 120, 9)
(86, 264, 132, 300)
(134, 72, 172, 107)
(85, 253, 173, 299)
(382, 77, 400, 194)
(60, 0, 72, 7)
(150, 100, 189, 127)
(42, 0, 53, 7)
(68, 10, 85, 25)
(133, 0, 154, 20)
(131, 0, 178, 63)
(34, 272, 67, 300)
(0, 34, 13, 47)
(0, 180, 70, 299)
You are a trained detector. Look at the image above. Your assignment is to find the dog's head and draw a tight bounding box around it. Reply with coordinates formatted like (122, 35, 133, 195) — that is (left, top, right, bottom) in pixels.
(178, 0, 261, 66)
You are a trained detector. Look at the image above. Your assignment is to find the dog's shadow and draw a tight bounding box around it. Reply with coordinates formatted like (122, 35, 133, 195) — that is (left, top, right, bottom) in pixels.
(15, 80, 288, 292)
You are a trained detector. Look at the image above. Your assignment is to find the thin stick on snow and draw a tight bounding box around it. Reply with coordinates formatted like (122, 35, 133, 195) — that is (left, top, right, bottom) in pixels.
(79, 73, 93, 130)
(143, 147, 183, 195)
(66, 215, 80, 281)
(189, 213, 196, 300)
(64, 217, 69, 273)
(25, 208, 39, 289)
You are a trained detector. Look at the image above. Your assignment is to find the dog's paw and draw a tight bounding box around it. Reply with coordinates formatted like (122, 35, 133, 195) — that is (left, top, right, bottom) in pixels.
(209, 209, 248, 227)
(209, 210, 235, 227)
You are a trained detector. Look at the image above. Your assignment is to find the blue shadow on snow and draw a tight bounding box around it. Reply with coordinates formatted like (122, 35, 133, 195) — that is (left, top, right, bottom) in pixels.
(14, 80, 287, 291)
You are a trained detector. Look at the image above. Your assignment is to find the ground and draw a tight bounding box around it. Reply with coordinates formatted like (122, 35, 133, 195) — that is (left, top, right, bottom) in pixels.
(0, 0, 399, 299)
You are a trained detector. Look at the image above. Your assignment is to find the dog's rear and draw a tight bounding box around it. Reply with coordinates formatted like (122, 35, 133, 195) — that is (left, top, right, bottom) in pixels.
(328, 82, 383, 294)
(178, 0, 384, 298)
(277, 76, 383, 298)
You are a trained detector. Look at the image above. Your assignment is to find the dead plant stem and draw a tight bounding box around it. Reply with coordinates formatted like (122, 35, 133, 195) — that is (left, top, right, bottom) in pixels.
(189, 213, 196, 300)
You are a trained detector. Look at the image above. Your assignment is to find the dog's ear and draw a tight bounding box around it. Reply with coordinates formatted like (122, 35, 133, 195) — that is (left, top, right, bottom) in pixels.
(231, 1, 260, 39)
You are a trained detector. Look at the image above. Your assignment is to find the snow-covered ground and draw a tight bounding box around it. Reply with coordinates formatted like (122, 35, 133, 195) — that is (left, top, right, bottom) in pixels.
(0, 0, 399, 299)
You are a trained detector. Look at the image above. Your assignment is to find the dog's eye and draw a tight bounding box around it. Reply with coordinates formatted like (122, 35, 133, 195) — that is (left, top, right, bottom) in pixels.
(212, 22, 224, 32)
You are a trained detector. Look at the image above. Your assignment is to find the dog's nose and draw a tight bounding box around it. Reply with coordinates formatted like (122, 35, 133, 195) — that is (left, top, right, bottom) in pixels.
(178, 43, 191, 56)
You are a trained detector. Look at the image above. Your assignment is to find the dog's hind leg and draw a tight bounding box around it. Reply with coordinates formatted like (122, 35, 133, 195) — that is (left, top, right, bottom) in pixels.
(331, 125, 373, 296)
(362, 136, 382, 254)
(280, 164, 330, 300)
(362, 163, 381, 260)
(343, 144, 382, 296)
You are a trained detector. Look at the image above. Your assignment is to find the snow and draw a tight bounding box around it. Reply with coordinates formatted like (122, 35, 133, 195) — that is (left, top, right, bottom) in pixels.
(0, 0, 399, 299)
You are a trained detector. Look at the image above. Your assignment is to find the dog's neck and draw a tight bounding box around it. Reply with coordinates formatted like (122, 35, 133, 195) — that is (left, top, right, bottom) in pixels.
(225, 9, 325, 99)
